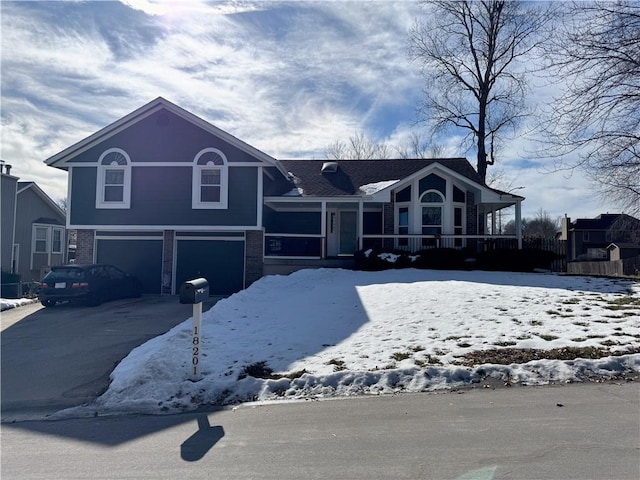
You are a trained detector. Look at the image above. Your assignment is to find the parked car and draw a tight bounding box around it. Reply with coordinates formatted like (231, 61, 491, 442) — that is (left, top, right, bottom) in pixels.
(38, 264, 142, 307)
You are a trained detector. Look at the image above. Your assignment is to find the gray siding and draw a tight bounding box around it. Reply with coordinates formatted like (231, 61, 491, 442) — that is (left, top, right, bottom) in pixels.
(264, 210, 321, 234)
(1, 175, 18, 272)
(70, 166, 259, 226)
(15, 188, 66, 282)
(67, 110, 262, 165)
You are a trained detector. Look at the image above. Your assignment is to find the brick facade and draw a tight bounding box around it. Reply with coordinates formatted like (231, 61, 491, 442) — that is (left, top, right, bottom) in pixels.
(245, 230, 263, 287)
(162, 230, 174, 294)
(466, 192, 478, 235)
(75, 229, 95, 264)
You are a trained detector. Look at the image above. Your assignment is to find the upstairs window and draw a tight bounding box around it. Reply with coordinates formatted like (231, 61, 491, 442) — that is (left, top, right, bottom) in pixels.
(192, 148, 228, 209)
(96, 148, 131, 209)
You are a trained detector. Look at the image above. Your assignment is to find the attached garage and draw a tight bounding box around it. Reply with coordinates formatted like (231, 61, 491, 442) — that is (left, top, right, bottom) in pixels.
(95, 233, 163, 294)
(174, 233, 245, 296)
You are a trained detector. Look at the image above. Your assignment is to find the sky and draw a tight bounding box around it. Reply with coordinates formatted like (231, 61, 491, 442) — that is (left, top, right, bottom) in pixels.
(0, 0, 625, 221)
(39, 266, 640, 417)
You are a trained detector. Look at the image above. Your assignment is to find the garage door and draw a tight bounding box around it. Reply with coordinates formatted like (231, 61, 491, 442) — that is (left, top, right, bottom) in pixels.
(96, 238, 163, 294)
(175, 237, 244, 296)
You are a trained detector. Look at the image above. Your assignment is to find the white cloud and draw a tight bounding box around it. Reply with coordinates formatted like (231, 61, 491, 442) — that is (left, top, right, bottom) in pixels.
(0, 1, 624, 219)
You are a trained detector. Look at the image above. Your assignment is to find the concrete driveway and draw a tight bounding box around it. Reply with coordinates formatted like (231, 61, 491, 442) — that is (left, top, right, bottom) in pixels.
(1, 295, 219, 422)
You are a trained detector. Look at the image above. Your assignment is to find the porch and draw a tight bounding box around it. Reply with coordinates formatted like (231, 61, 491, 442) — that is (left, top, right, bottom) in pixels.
(263, 232, 522, 260)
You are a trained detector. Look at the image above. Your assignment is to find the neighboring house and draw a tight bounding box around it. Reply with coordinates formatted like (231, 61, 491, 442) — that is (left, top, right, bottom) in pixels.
(45, 97, 524, 297)
(15, 182, 67, 282)
(1, 162, 19, 275)
(561, 214, 640, 261)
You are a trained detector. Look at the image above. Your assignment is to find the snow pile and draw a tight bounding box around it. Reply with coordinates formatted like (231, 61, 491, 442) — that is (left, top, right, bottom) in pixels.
(61, 269, 640, 416)
(1, 297, 36, 311)
(358, 180, 398, 195)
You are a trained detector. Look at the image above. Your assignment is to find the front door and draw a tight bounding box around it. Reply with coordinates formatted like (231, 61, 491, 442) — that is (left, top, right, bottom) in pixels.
(327, 210, 358, 257)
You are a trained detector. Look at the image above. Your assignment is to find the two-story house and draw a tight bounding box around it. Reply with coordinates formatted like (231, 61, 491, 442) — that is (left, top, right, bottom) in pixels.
(1, 162, 67, 296)
(561, 213, 640, 261)
(45, 97, 524, 297)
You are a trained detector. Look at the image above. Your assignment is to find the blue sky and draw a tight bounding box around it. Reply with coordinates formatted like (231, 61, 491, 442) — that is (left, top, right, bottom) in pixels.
(0, 0, 621, 220)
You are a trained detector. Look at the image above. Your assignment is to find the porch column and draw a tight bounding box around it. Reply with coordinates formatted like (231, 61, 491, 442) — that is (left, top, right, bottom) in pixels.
(515, 200, 522, 249)
(321, 201, 327, 259)
(491, 210, 497, 235)
(358, 199, 363, 250)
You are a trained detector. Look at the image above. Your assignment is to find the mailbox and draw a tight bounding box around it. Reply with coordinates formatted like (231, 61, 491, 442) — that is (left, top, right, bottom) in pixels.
(179, 278, 209, 304)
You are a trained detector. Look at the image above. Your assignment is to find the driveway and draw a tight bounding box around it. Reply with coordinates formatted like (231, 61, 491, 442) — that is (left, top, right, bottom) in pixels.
(1, 295, 220, 422)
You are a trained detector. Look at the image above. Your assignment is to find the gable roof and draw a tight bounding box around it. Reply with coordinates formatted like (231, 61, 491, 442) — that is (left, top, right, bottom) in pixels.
(572, 213, 639, 230)
(279, 158, 487, 197)
(44, 97, 290, 178)
(17, 181, 66, 220)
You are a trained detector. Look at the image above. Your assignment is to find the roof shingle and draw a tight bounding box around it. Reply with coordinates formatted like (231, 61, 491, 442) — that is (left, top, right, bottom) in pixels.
(278, 158, 484, 197)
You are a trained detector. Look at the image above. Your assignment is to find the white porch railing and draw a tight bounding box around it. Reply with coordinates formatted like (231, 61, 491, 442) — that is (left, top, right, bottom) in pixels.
(264, 233, 521, 259)
(361, 234, 521, 252)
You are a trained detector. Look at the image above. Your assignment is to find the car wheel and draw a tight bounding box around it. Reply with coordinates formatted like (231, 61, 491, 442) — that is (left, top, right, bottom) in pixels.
(41, 299, 56, 307)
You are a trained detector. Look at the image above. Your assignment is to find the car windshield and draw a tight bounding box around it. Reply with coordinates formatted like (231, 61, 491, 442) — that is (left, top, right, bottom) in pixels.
(44, 268, 86, 281)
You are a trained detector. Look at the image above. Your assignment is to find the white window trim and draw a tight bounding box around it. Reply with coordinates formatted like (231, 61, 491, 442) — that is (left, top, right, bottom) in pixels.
(420, 190, 444, 234)
(52, 227, 65, 254)
(395, 203, 411, 234)
(192, 147, 229, 209)
(33, 225, 49, 254)
(96, 148, 132, 209)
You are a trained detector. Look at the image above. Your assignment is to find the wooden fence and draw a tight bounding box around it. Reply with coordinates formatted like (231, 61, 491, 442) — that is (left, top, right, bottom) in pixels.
(522, 237, 567, 272)
(567, 256, 640, 278)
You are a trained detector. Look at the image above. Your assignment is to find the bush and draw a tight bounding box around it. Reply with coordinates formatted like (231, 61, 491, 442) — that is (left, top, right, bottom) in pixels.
(475, 248, 559, 272)
(412, 248, 470, 270)
(353, 247, 559, 273)
(1, 271, 21, 299)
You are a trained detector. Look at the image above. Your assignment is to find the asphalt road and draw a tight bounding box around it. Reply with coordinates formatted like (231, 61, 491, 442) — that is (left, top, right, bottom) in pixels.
(1, 296, 218, 421)
(2, 382, 639, 480)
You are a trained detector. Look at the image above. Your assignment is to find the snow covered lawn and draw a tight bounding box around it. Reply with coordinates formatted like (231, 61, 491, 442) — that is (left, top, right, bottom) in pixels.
(68, 269, 640, 416)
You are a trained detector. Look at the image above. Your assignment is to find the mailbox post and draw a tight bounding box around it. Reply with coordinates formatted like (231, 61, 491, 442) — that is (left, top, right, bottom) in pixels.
(180, 278, 209, 381)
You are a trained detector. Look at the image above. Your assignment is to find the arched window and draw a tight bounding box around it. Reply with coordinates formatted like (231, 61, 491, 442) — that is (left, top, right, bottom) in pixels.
(96, 148, 131, 209)
(192, 148, 228, 209)
(420, 190, 443, 236)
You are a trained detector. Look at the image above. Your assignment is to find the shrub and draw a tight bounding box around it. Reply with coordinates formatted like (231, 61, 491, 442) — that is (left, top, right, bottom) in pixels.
(1, 271, 21, 299)
(412, 248, 469, 270)
(475, 248, 558, 272)
(354, 248, 415, 271)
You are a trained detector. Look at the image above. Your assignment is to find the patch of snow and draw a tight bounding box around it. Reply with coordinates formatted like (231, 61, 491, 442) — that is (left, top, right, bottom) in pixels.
(54, 269, 640, 417)
(358, 180, 398, 195)
(283, 187, 304, 196)
(1, 298, 36, 311)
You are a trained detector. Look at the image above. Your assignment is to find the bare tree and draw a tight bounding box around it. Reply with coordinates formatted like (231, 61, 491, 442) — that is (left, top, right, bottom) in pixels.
(524, 209, 560, 239)
(409, 1, 553, 182)
(325, 131, 392, 160)
(542, 1, 640, 216)
(503, 209, 559, 238)
(396, 131, 444, 159)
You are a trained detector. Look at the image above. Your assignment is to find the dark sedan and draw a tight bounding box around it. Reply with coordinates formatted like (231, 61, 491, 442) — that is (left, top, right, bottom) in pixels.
(38, 264, 142, 307)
